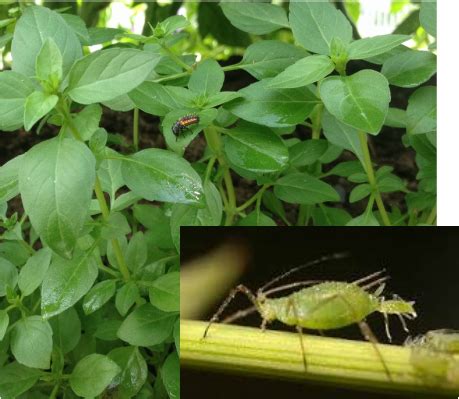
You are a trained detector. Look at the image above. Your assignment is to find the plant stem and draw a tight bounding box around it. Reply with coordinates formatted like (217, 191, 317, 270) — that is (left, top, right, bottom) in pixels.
(133, 107, 139, 151)
(223, 169, 236, 226)
(311, 104, 323, 140)
(160, 43, 193, 72)
(236, 184, 271, 213)
(358, 131, 391, 226)
(181, 320, 456, 396)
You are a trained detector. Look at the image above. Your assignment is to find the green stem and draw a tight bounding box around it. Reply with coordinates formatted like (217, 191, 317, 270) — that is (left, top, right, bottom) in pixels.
(160, 43, 193, 72)
(311, 104, 323, 140)
(204, 156, 217, 182)
(425, 205, 437, 225)
(223, 169, 236, 226)
(133, 107, 139, 152)
(237, 184, 271, 213)
(358, 131, 391, 226)
(182, 320, 456, 396)
(48, 381, 60, 399)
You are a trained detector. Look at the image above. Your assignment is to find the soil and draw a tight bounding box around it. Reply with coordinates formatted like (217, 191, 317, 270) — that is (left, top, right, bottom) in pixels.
(1, 56, 432, 223)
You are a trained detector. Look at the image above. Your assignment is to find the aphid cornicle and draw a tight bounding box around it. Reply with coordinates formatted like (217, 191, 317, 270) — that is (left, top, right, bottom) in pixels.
(172, 114, 200, 137)
(203, 253, 417, 380)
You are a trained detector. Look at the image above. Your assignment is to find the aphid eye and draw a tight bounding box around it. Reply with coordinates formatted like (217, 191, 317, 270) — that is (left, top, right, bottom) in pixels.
(171, 114, 200, 137)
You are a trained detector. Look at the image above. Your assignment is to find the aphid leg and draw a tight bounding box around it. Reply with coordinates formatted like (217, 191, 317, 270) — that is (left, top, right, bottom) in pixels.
(202, 284, 257, 339)
(358, 320, 393, 382)
(352, 269, 386, 286)
(332, 293, 393, 382)
(295, 325, 308, 372)
(287, 297, 308, 372)
(222, 306, 258, 324)
(382, 310, 393, 342)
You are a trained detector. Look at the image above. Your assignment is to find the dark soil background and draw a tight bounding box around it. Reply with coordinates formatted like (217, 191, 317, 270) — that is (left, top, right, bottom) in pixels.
(180, 227, 459, 399)
(0, 58, 435, 222)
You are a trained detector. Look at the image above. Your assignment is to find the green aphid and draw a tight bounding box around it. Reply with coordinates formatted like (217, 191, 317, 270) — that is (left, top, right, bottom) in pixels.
(203, 253, 417, 380)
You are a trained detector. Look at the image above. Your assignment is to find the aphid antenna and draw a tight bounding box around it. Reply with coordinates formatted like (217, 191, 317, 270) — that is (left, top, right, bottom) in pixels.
(360, 276, 390, 292)
(352, 268, 387, 286)
(258, 251, 352, 294)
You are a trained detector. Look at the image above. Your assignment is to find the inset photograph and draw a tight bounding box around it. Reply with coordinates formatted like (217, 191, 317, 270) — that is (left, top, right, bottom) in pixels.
(181, 228, 458, 399)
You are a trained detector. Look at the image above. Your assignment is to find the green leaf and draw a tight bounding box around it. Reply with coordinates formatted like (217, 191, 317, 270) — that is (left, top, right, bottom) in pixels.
(11, 316, 53, 369)
(220, 2, 289, 35)
(274, 173, 339, 205)
(68, 48, 158, 104)
(226, 79, 319, 128)
(188, 59, 224, 96)
(161, 352, 179, 399)
(71, 104, 103, 141)
(23, 92, 58, 131)
(385, 108, 406, 128)
(11, 6, 82, 78)
(348, 34, 410, 60)
(0, 257, 17, 297)
(49, 307, 81, 354)
(0, 362, 43, 398)
(82, 280, 117, 315)
(18, 247, 52, 297)
(35, 38, 63, 86)
(267, 55, 335, 89)
(117, 303, 176, 347)
(289, 1, 352, 55)
(346, 212, 380, 226)
(289, 139, 328, 167)
(378, 174, 407, 193)
(98, 148, 124, 204)
(121, 148, 203, 204)
(133, 205, 174, 249)
(240, 40, 308, 80)
(349, 184, 372, 203)
(321, 110, 364, 165)
(205, 91, 241, 108)
(61, 13, 90, 44)
(19, 137, 96, 258)
(41, 250, 98, 319)
(238, 211, 277, 226)
(406, 86, 436, 135)
(115, 281, 139, 317)
(223, 122, 289, 174)
(0, 155, 23, 203)
(101, 212, 131, 240)
(174, 319, 179, 355)
(125, 231, 148, 273)
(262, 190, 289, 224)
(0, 33, 13, 49)
(198, 2, 250, 47)
(149, 272, 179, 313)
(70, 354, 121, 398)
(129, 82, 195, 117)
(170, 181, 222, 250)
(320, 70, 390, 134)
(420, 0, 436, 37)
(0, 309, 8, 341)
(108, 346, 148, 398)
(312, 205, 352, 226)
(381, 50, 436, 88)
(0, 71, 35, 131)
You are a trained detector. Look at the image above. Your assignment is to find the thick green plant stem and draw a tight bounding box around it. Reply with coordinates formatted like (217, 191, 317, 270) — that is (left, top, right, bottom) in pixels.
(181, 320, 456, 396)
(358, 131, 391, 226)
